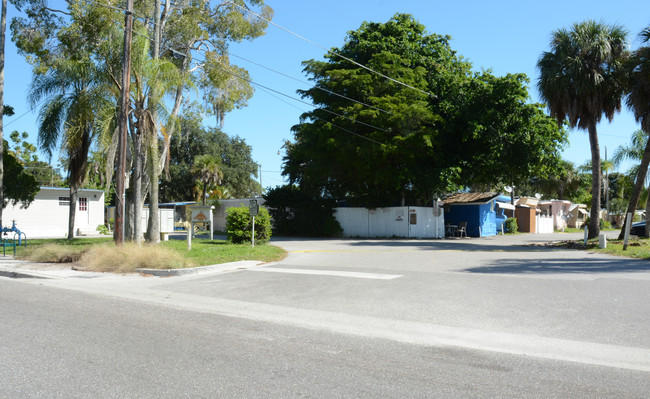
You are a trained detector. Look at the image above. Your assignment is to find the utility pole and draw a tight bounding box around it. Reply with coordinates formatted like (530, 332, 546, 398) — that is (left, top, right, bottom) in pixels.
(114, 0, 134, 244)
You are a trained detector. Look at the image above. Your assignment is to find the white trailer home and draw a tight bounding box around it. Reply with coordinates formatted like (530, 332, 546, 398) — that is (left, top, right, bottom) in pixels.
(2, 186, 105, 238)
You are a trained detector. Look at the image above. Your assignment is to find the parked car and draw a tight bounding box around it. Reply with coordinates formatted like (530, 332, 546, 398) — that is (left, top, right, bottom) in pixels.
(630, 221, 646, 236)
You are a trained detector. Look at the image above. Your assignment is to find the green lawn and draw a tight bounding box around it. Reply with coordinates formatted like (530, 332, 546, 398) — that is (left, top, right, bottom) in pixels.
(586, 237, 650, 259)
(13, 237, 287, 271)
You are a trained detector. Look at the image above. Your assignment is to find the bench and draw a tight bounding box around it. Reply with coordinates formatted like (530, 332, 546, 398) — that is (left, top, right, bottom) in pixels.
(1, 239, 16, 256)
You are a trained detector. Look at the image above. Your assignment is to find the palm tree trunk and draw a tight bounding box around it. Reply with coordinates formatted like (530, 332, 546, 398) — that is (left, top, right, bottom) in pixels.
(68, 185, 78, 240)
(617, 137, 650, 239)
(587, 120, 601, 239)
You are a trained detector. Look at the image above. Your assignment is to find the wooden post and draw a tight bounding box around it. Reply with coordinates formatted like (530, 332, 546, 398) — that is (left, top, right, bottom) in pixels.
(623, 212, 632, 251)
(114, 0, 134, 245)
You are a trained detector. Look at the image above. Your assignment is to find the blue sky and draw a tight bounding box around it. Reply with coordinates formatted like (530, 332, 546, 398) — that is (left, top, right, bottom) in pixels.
(3, 0, 649, 191)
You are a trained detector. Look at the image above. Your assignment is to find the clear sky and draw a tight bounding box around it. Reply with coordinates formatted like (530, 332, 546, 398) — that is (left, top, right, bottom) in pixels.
(3, 0, 649, 191)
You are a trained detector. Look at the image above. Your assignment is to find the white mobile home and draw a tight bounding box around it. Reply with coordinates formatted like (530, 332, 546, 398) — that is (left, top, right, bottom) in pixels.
(2, 186, 105, 238)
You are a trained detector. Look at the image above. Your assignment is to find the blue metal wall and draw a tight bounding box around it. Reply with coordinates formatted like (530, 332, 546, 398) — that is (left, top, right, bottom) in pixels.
(445, 201, 497, 237)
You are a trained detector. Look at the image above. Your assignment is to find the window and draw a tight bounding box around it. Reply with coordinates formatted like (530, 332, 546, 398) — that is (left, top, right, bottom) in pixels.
(58, 197, 70, 206)
(78, 197, 88, 211)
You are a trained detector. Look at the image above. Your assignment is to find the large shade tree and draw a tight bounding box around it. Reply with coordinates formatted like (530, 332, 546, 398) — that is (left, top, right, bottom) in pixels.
(285, 14, 565, 207)
(537, 20, 628, 238)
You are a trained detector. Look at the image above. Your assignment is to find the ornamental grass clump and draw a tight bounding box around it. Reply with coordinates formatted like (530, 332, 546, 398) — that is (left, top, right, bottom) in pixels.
(77, 244, 189, 273)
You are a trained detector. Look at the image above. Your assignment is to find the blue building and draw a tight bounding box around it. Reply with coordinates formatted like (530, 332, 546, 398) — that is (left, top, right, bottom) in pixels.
(443, 192, 503, 237)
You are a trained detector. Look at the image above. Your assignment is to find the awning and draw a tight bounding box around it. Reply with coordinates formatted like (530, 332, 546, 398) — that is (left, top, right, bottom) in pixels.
(497, 202, 516, 210)
(579, 209, 589, 215)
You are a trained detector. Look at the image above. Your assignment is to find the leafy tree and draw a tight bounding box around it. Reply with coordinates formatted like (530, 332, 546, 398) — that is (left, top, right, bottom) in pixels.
(284, 14, 471, 206)
(2, 139, 39, 209)
(538, 20, 629, 238)
(161, 114, 260, 202)
(449, 72, 567, 191)
(285, 14, 565, 207)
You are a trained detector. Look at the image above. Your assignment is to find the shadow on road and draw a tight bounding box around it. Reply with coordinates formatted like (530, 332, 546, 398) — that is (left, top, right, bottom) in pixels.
(464, 257, 650, 274)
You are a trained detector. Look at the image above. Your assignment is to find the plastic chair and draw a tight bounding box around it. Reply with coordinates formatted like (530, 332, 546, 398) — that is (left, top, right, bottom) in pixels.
(456, 221, 467, 238)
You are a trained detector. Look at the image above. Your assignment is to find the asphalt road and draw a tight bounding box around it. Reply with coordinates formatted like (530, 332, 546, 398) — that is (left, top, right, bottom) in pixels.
(1, 233, 649, 397)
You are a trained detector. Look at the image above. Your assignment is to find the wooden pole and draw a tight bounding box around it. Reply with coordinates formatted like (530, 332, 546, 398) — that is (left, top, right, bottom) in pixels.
(114, 0, 134, 245)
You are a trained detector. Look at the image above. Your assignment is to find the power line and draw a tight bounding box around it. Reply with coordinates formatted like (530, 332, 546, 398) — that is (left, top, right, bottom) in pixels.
(98, 1, 396, 118)
(252, 83, 384, 145)
(77, 2, 389, 146)
(224, 0, 434, 98)
(228, 51, 394, 116)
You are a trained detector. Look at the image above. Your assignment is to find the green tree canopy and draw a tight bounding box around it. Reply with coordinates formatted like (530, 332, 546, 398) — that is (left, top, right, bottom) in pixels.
(284, 13, 566, 207)
(160, 114, 260, 202)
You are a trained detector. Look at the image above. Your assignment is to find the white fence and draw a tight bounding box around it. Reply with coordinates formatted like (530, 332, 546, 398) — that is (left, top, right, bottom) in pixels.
(334, 206, 445, 238)
(536, 215, 553, 234)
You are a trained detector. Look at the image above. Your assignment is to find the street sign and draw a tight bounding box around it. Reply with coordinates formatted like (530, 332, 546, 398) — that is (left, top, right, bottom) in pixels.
(249, 199, 259, 216)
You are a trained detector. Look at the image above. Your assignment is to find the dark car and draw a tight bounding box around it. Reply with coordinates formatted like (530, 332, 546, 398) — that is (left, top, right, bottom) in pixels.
(630, 221, 646, 236)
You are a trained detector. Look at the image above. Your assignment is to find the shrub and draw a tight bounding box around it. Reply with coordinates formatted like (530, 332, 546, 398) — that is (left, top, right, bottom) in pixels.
(504, 217, 518, 234)
(600, 219, 613, 230)
(97, 224, 110, 235)
(226, 206, 272, 244)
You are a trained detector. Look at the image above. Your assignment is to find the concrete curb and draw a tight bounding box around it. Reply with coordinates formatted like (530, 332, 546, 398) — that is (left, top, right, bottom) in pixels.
(0, 268, 55, 279)
(136, 260, 265, 277)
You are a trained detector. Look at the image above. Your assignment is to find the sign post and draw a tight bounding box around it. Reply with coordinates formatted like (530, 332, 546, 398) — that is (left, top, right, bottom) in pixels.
(249, 199, 259, 248)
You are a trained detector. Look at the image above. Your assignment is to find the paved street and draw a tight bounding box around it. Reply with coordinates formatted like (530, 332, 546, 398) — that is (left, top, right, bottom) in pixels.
(1, 233, 650, 397)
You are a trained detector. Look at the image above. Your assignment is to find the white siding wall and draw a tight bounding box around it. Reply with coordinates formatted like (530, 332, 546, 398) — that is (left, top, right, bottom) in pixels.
(3, 187, 104, 238)
(335, 206, 445, 238)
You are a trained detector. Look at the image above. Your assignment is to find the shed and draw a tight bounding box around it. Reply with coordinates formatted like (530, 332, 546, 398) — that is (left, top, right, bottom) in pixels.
(2, 186, 105, 238)
(515, 197, 539, 233)
(443, 192, 500, 237)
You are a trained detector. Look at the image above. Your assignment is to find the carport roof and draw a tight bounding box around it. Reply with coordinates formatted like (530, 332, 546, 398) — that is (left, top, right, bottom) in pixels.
(443, 192, 499, 205)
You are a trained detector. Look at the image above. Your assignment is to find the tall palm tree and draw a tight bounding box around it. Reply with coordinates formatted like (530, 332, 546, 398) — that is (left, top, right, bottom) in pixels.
(538, 20, 628, 238)
(29, 59, 105, 239)
(613, 130, 650, 236)
(191, 155, 224, 206)
(618, 26, 650, 238)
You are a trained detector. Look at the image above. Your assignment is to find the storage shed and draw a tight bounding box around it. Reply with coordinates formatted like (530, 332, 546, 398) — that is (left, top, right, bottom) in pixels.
(2, 186, 105, 238)
(443, 192, 500, 237)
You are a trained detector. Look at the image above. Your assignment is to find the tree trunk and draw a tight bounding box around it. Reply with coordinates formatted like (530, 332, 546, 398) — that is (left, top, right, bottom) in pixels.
(145, 0, 161, 244)
(645, 184, 650, 238)
(68, 185, 78, 240)
(587, 120, 601, 239)
(617, 136, 650, 239)
(131, 132, 144, 244)
(0, 0, 7, 229)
